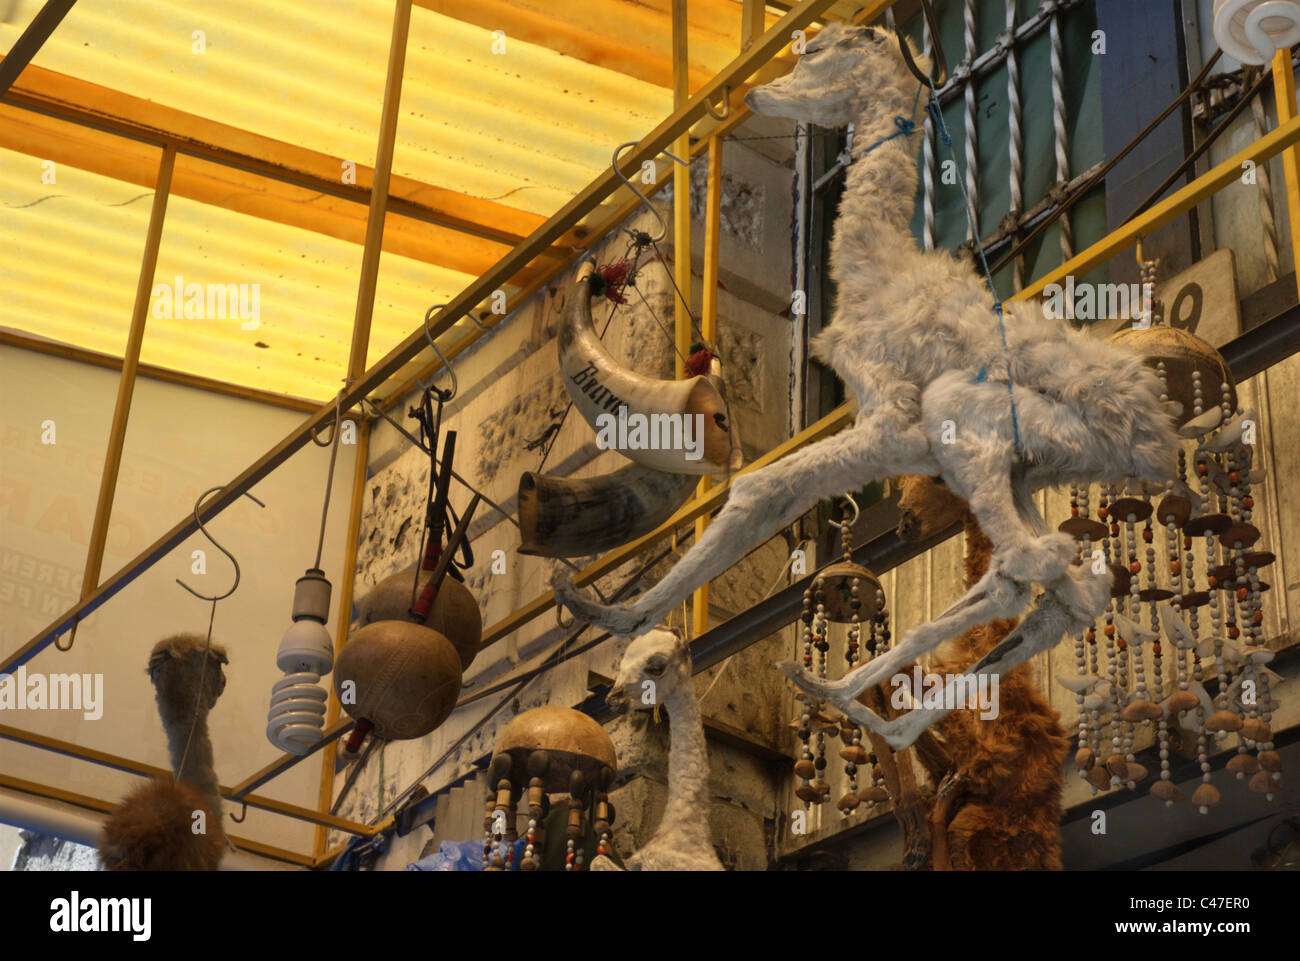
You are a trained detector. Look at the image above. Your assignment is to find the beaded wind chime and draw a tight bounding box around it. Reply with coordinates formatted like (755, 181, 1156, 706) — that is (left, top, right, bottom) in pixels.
(1057, 256, 1281, 813)
(483, 705, 618, 871)
(793, 497, 893, 817)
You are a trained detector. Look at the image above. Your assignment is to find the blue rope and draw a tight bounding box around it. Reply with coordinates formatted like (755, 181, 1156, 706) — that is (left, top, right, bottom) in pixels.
(856, 84, 924, 158)
(923, 77, 1022, 453)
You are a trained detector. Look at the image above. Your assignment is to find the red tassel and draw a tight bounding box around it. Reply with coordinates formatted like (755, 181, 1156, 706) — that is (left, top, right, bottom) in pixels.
(595, 261, 631, 304)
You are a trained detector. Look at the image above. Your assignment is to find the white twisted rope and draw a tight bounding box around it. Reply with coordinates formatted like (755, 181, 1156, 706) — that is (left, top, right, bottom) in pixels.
(1006, 0, 1024, 289)
(1048, 0, 1073, 261)
(922, 14, 937, 250)
(1249, 66, 1281, 282)
(962, 0, 980, 245)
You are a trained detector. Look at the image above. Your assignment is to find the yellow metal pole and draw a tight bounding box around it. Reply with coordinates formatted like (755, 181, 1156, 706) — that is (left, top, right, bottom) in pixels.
(349, 0, 413, 378)
(1019, 111, 1300, 301)
(673, 0, 692, 381)
(72, 144, 175, 644)
(693, 136, 723, 639)
(1272, 49, 1300, 296)
(313, 418, 370, 859)
(314, 0, 410, 855)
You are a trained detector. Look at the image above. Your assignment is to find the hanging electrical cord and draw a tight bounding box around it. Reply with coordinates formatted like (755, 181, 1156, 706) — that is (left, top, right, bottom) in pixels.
(309, 389, 346, 569)
(266, 388, 347, 756)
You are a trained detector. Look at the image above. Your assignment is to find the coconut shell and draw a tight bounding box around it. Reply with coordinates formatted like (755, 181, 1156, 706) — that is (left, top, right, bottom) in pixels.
(1075, 747, 1096, 772)
(1248, 770, 1277, 794)
(1191, 783, 1221, 807)
(1226, 754, 1260, 776)
(1106, 754, 1130, 778)
(1167, 690, 1201, 713)
(793, 759, 816, 780)
(1150, 780, 1183, 803)
(795, 784, 821, 803)
(1086, 766, 1112, 791)
(859, 785, 890, 803)
(1121, 699, 1163, 722)
(1239, 719, 1272, 743)
(836, 792, 861, 812)
(838, 745, 870, 765)
(1258, 750, 1282, 772)
(1125, 763, 1149, 784)
(1205, 709, 1243, 732)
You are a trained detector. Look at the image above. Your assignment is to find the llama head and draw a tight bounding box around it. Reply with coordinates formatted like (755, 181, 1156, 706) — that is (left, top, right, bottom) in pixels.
(744, 22, 929, 129)
(895, 474, 968, 541)
(147, 633, 228, 715)
(607, 626, 690, 713)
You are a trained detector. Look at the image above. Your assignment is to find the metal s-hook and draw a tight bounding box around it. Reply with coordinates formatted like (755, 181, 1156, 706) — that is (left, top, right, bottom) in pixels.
(900, 0, 948, 88)
(828, 493, 860, 529)
(420, 304, 458, 401)
(704, 84, 732, 120)
(228, 800, 248, 823)
(175, 487, 266, 603)
(612, 141, 690, 244)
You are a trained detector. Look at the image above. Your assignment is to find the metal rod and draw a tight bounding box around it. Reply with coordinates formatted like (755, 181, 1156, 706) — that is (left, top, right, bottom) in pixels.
(1019, 111, 1300, 301)
(0, 772, 315, 867)
(1273, 48, 1300, 301)
(313, 418, 370, 859)
(72, 144, 175, 645)
(5, 0, 842, 674)
(1126, 64, 1274, 223)
(0, 722, 373, 836)
(990, 47, 1224, 277)
(673, 0, 692, 380)
(349, 0, 412, 381)
(694, 135, 724, 639)
(0, 0, 77, 95)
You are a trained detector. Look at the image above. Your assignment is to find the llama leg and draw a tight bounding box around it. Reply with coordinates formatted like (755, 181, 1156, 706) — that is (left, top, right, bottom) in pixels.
(924, 378, 1076, 587)
(811, 566, 1101, 749)
(554, 408, 936, 636)
(777, 559, 1032, 701)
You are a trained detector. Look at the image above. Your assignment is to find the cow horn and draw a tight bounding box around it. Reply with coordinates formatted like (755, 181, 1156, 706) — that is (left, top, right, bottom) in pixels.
(558, 260, 742, 475)
(517, 463, 698, 558)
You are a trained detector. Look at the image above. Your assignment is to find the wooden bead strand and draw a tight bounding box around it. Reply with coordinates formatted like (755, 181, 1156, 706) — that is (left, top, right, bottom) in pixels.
(520, 750, 549, 871)
(565, 768, 586, 871)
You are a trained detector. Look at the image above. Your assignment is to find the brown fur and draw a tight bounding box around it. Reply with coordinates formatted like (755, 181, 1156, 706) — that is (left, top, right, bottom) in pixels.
(895, 475, 1067, 870)
(98, 634, 229, 871)
(99, 780, 225, 870)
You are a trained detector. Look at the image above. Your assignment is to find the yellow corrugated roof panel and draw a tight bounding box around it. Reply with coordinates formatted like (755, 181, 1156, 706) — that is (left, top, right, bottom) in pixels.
(0, 0, 692, 399)
(2, 0, 673, 217)
(0, 147, 478, 399)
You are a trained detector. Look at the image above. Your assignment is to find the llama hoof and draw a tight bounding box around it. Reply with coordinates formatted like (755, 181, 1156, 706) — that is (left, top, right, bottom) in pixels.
(996, 532, 1075, 587)
(551, 572, 654, 637)
(1048, 563, 1111, 626)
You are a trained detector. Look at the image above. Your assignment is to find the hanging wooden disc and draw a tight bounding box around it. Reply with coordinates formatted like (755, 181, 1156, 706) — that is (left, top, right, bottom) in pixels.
(815, 561, 882, 623)
(1059, 516, 1108, 541)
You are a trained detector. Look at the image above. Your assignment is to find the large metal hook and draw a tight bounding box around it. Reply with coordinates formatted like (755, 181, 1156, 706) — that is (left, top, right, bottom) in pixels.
(900, 0, 948, 88)
(175, 487, 266, 603)
(420, 304, 458, 401)
(612, 141, 690, 244)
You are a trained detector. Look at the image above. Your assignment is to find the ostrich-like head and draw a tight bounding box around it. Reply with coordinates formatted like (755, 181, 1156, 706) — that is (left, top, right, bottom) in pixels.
(895, 474, 968, 541)
(147, 633, 228, 715)
(744, 22, 929, 129)
(606, 627, 689, 714)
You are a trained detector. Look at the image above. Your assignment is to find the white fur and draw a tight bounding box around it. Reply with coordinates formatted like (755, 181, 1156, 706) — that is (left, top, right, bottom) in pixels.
(554, 25, 1177, 748)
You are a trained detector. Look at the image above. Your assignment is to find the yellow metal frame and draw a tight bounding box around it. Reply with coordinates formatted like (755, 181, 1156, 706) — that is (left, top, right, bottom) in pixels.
(9, 0, 1300, 867)
(0, 0, 842, 867)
